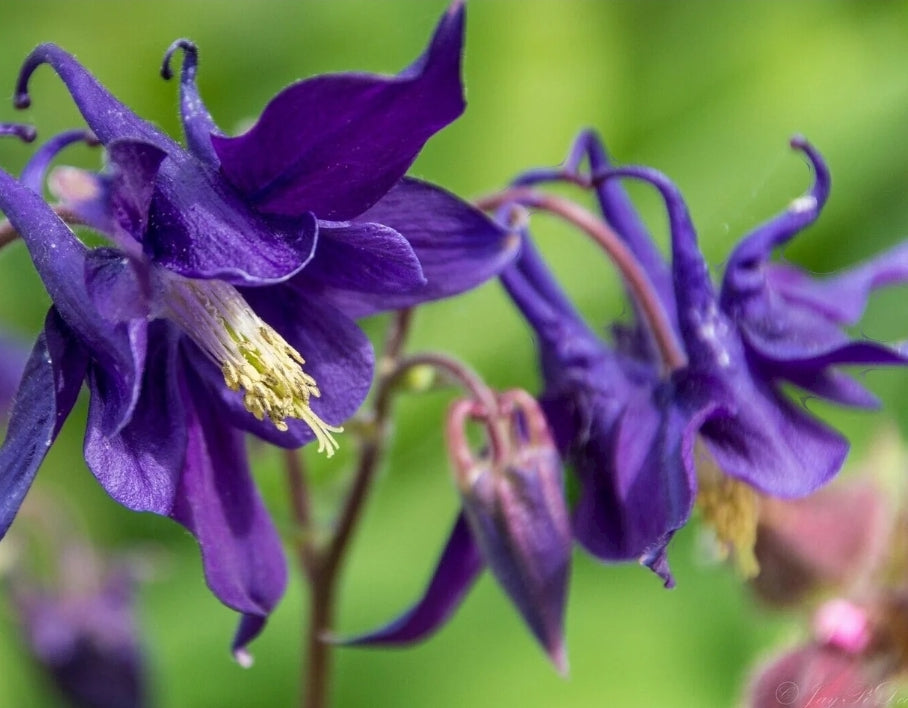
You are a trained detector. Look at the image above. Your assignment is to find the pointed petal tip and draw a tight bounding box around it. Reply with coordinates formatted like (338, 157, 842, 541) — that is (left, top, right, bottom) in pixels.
(642, 547, 676, 588)
(548, 640, 570, 677)
(232, 647, 254, 669)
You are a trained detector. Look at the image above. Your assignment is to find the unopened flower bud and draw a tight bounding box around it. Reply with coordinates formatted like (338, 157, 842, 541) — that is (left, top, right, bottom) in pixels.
(447, 389, 571, 673)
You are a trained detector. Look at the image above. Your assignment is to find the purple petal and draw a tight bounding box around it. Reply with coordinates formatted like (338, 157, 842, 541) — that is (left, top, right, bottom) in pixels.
(143, 157, 319, 285)
(770, 367, 879, 409)
(593, 164, 718, 365)
(188, 286, 374, 448)
(161, 40, 220, 167)
(0, 334, 29, 421)
(84, 322, 185, 515)
(689, 370, 849, 498)
(303, 220, 425, 294)
(764, 240, 908, 326)
(16, 44, 176, 152)
(19, 129, 97, 194)
(84, 249, 150, 323)
(170, 367, 288, 656)
(0, 310, 87, 537)
(211, 3, 465, 220)
(0, 168, 147, 434)
(721, 137, 829, 300)
(341, 513, 483, 646)
(571, 382, 703, 580)
(581, 131, 674, 315)
(301, 178, 517, 317)
(106, 139, 168, 243)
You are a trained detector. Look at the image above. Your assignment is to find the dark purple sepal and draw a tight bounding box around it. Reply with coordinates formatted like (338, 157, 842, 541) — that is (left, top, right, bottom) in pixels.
(106, 139, 168, 243)
(306, 178, 517, 317)
(16, 44, 177, 152)
(720, 138, 829, 306)
(161, 40, 221, 168)
(84, 322, 186, 515)
(211, 2, 465, 220)
(0, 309, 87, 538)
(340, 513, 483, 646)
(142, 156, 319, 284)
(763, 241, 908, 326)
(0, 168, 147, 434)
(579, 131, 674, 317)
(307, 220, 425, 294)
(170, 368, 288, 657)
(84, 249, 151, 324)
(570, 380, 705, 584)
(334, 513, 484, 646)
(687, 368, 849, 498)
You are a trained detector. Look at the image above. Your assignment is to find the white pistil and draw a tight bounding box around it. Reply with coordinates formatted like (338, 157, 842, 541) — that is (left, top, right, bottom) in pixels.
(163, 277, 342, 457)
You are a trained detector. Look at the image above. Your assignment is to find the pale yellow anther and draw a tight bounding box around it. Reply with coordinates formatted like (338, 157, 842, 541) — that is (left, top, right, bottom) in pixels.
(164, 277, 343, 457)
(695, 443, 761, 578)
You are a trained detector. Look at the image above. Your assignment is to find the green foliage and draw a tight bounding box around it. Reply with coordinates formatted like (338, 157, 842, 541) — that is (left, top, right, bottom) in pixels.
(1, 1, 906, 705)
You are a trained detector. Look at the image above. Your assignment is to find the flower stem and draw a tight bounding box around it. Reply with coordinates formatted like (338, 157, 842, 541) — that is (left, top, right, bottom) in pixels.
(286, 308, 414, 708)
(393, 351, 510, 462)
(0, 204, 89, 250)
(475, 187, 686, 371)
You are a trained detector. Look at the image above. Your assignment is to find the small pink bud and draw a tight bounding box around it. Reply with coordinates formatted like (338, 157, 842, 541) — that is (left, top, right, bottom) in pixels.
(813, 599, 872, 655)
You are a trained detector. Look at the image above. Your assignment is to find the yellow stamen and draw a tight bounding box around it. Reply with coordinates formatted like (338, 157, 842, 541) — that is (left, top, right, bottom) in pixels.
(695, 442, 760, 578)
(164, 277, 342, 456)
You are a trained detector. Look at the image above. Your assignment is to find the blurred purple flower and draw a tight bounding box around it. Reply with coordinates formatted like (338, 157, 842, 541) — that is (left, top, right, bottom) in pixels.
(16, 568, 147, 708)
(501, 131, 908, 581)
(500, 235, 705, 584)
(344, 389, 571, 672)
(0, 1, 515, 658)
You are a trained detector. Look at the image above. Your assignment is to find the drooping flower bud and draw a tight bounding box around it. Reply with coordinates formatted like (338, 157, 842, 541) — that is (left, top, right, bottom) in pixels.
(745, 643, 884, 708)
(447, 388, 571, 673)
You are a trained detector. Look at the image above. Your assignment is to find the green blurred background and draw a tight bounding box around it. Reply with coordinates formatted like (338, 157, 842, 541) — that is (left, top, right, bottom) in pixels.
(1, 1, 908, 706)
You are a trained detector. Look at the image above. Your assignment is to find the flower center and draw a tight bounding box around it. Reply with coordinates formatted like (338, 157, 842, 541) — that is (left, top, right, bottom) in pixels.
(162, 276, 342, 456)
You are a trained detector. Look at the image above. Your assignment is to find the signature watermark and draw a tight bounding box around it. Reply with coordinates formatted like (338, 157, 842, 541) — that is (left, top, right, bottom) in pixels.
(775, 681, 908, 706)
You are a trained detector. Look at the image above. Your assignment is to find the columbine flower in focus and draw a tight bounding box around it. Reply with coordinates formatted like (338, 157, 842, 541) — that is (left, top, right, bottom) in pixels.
(345, 389, 571, 672)
(0, 0, 516, 658)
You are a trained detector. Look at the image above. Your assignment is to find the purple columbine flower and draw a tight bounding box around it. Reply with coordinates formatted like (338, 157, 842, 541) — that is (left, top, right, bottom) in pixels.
(343, 389, 571, 672)
(0, 1, 516, 658)
(500, 231, 707, 583)
(595, 137, 908, 497)
(502, 131, 908, 581)
(13, 555, 148, 708)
